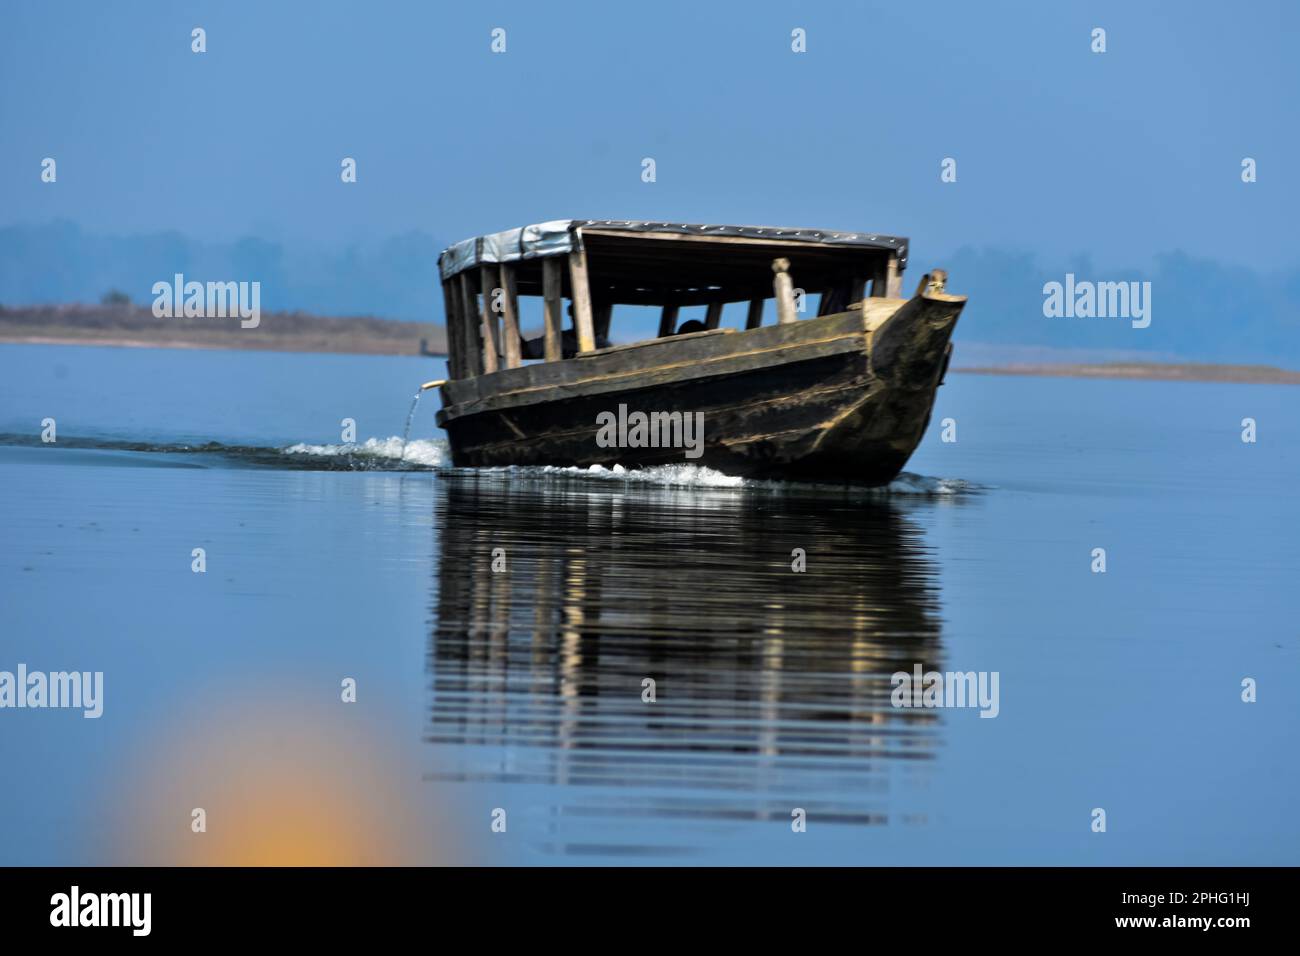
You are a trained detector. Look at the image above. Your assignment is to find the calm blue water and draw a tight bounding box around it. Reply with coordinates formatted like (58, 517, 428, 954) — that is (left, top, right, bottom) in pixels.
(1, 343, 1297, 865)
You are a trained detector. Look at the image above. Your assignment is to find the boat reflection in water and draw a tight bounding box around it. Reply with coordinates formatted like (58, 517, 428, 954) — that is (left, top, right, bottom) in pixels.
(427, 470, 951, 861)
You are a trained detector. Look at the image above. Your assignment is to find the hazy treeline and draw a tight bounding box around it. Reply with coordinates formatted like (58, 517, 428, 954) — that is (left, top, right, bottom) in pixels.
(2, 222, 1297, 365)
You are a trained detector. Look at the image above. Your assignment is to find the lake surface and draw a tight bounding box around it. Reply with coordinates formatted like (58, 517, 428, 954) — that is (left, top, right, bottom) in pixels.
(1, 343, 1296, 865)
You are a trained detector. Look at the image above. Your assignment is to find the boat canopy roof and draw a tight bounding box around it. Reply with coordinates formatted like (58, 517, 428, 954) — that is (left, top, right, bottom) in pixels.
(438, 219, 909, 283)
(438, 219, 915, 380)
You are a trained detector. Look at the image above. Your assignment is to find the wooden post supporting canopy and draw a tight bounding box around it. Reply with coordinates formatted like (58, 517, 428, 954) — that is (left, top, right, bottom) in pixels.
(745, 298, 764, 330)
(848, 277, 867, 305)
(542, 257, 563, 362)
(478, 265, 500, 374)
(870, 257, 888, 297)
(441, 278, 462, 379)
(816, 285, 836, 316)
(657, 303, 679, 338)
(457, 271, 484, 378)
(499, 263, 521, 369)
(773, 258, 797, 325)
(884, 254, 902, 299)
(704, 301, 724, 330)
(594, 301, 614, 342)
(568, 249, 597, 353)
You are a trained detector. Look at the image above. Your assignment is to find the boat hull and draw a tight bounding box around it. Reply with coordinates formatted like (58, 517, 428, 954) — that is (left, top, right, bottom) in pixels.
(436, 291, 965, 485)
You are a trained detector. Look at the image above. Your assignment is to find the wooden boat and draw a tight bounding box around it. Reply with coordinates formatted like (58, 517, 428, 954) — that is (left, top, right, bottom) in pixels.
(433, 220, 965, 485)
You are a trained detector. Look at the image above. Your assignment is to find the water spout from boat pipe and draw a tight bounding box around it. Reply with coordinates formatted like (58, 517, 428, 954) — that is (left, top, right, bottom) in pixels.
(399, 393, 418, 460)
(400, 382, 445, 462)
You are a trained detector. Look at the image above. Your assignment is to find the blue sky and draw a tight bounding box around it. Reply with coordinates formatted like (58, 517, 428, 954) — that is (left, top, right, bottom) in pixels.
(4, 0, 1296, 265)
(1, 1, 1297, 359)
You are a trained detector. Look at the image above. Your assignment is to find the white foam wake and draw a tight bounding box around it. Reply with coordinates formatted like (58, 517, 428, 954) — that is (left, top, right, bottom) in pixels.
(494, 461, 972, 496)
(276, 438, 972, 495)
(877, 472, 973, 496)
(281, 436, 449, 467)
(530, 462, 746, 487)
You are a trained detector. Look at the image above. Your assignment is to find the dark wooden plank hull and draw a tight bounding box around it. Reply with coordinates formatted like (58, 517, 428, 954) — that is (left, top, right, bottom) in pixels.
(435, 291, 965, 486)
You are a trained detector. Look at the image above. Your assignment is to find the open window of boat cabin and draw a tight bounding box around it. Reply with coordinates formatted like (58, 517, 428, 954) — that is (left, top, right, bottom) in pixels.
(438, 224, 907, 380)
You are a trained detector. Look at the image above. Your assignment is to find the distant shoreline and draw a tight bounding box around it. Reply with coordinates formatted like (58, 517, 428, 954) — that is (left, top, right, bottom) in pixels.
(954, 363, 1300, 385)
(0, 333, 448, 357)
(0, 304, 447, 358)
